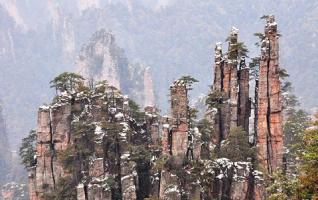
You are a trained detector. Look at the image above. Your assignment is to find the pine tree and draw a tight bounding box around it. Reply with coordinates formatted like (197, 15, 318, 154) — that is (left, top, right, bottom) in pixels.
(19, 130, 37, 168)
(219, 126, 255, 162)
(295, 114, 318, 199)
(50, 72, 84, 94)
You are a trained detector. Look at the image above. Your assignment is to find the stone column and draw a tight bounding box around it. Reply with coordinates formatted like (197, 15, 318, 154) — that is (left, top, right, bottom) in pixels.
(145, 106, 160, 145)
(170, 82, 189, 158)
(212, 43, 224, 146)
(35, 104, 72, 199)
(35, 108, 55, 198)
(228, 27, 239, 128)
(170, 81, 188, 120)
(28, 167, 38, 200)
(256, 15, 283, 173)
(238, 58, 250, 132)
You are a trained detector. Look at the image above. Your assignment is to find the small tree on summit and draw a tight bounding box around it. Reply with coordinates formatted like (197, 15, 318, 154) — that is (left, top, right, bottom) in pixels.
(50, 72, 85, 94)
(178, 75, 199, 91)
(236, 42, 249, 58)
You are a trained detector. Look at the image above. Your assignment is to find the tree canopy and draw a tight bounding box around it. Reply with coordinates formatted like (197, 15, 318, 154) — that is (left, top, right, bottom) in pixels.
(50, 72, 85, 93)
(19, 130, 37, 168)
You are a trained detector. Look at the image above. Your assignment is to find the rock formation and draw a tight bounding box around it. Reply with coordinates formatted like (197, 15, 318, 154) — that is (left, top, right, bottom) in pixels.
(28, 80, 150, 200)
(208, 16, 284, 199)
(256, 15, 283, 174)
(25, 16, 285, 200)
(75, 29, 155, 107)
(237, 58, 250, 132)
(212, 27, 250, 148)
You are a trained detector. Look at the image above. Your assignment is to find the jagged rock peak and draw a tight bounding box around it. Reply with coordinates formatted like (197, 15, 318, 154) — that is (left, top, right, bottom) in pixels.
(75, 29, 155, 107)
(266, 15, 277, 26)
(230, 26, 239, 35)
(215, 42, 223, 59)
(76, 29, 123, 89)
(89, 29, 115, 47)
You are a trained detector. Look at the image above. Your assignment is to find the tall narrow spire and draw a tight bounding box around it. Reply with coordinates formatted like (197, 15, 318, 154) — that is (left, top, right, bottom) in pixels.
(256, 15, 283, 174)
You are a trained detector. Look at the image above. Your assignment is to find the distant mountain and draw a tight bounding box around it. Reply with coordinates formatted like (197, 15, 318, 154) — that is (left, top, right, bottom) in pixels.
(0, 0, 317, 149)
(75, 29, 155, 107)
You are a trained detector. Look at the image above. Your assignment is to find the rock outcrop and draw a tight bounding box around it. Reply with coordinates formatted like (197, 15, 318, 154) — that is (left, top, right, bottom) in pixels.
(212, 27, 250, 148)
(256, 15, 283, 174)
(75, 29, 155, 107)
(26, 16, 285, 200)
(209, 17, 284, 199)
(29, 82, 147, 200)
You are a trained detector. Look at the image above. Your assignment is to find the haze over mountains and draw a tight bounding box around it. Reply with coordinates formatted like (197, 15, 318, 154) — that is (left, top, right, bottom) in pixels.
(0, 0, 317, 149)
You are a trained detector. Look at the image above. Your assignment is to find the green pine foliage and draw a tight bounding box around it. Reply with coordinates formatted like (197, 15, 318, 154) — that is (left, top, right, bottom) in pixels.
(50, 72, 85, 93)
(295, 115, 318, 199)
(249, 57, 260, 80)
(19, 130, 37, 168)
(219, 126, 255, 162)
(236, 42, 249, 58)
(266, 170, 296, 200)
(178, 75, 199, 90)
(129, 99, 146, 123)
(197, 119, 214, 159)
(205, 90, 225, 109)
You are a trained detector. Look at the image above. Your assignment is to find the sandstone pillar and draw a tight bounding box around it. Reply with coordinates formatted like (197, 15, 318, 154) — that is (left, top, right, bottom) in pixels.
(238, 58, 250, 132)
(170, 82, 189, 158)
(228, 27, 239, 128)
(256, 15, 283, 173)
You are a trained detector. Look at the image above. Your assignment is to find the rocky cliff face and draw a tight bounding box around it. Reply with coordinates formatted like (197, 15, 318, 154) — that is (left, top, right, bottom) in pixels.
(1, 0, 317, 162)
(29, 81, 147, 200)
(256, 16, 283, 174)
(26, 16, 285, 200)
(211, 27, 250, 148)
(207, 15, 284, 199)
(75, 29, 155, 107)
(27, 73, 265, 200)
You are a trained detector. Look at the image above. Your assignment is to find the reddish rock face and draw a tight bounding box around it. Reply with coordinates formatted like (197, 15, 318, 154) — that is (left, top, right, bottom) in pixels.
(170, 83, 188, 120)
(171, 121, 188, 157)
(30, 91, 139, 200)
(238, 61, 250, 132)
(212, 28, 251, 147)
(228, 28, 239, 128)
(160, 82, 190, 159)
(256, 15, 283, 174)
(161, 121, 171, 155)
(34, 105, 72, 199)
(28, 168, 38, 200)
(145, 106, 160, 145)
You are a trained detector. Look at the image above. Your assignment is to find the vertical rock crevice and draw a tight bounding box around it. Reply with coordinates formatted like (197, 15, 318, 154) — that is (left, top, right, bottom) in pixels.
(256, 15, 283, 174)
(48, 108, 56, 189)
